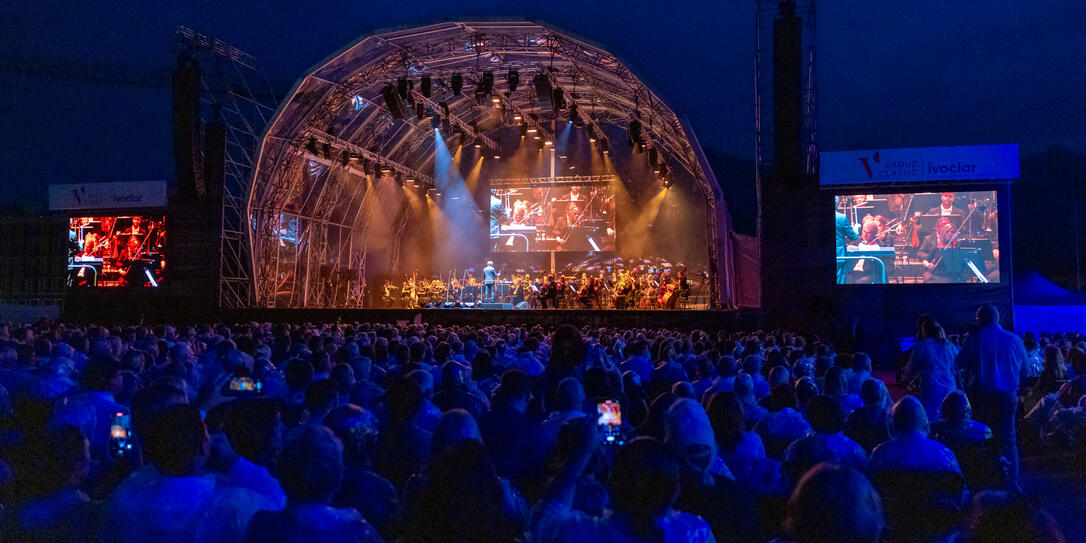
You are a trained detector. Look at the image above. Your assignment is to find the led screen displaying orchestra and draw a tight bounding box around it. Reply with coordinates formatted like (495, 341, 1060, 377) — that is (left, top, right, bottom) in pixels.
(490, 184, 615, 253)
(67, 215, 165, 288)
(835, 191, 999, 285)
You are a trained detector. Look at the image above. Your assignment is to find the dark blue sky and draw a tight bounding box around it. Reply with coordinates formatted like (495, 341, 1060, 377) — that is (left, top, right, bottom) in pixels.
(1, 1, 1083, 210)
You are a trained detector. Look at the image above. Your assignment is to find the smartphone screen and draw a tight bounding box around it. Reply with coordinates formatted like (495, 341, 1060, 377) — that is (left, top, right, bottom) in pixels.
(225, 376, 264, 396)
(597, 400, 624, 445)
(109, 412, 132, 457)
(597, 400, 622, 427)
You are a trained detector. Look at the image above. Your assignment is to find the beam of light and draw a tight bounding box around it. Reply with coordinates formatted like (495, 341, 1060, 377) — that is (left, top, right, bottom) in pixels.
(556, 121, 572, 156)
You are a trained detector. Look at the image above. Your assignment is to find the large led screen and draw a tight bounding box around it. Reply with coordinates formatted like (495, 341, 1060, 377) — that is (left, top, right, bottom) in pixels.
(490, 184, 615, 253)
(835, 191, 999, 284)
(67, 215, 165, 287)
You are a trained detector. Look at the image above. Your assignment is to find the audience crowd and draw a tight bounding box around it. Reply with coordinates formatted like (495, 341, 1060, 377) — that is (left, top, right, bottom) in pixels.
(0, 304, 1078, 542)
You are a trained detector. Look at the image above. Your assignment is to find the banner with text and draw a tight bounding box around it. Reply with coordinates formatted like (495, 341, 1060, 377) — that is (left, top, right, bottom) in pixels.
(48, 181, 168, 211)
(820, 144, 1019, 186)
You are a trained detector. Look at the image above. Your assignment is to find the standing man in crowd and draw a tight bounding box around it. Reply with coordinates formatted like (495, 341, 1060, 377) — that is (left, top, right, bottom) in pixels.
(956, 304, 1027, 488)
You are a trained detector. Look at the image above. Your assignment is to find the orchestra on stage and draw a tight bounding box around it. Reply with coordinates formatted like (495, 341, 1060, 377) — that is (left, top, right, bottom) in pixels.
(377, 265, 700, 310)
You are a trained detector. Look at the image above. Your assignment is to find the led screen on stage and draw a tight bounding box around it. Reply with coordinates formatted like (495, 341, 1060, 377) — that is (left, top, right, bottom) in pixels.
(490, 184, 615, 253)
(67, 215, 165, 287)
(835, 190, 999, 284)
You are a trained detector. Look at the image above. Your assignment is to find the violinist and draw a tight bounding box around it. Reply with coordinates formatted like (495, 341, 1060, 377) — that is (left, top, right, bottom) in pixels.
(540, 274, 559, 309)
(576, 276, 598, 309)
(918, 217, 959, 282)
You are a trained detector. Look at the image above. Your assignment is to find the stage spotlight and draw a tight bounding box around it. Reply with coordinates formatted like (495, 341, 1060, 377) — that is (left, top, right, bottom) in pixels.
(649, 147, 659, 168)
(451, 73, 463, 95)
(544, 140, 553, 146)
(519, 122, 528, 137)
(507, 69, 519, 92)
(416, 102, 425, 120)
(513, 114, 522, 122)
(440, 101, 450, 118)
(431, 115, 441, 130)
(474, 140, 482, 149)
(381, 163, 392, 174)
(305, 137, 319, 155)
(420, 75, 432, 97)
(493, 154, 500, 160)
(658, 161, 669, 179)
(662, 175, 673, 189)
(481, 71, 494, 94)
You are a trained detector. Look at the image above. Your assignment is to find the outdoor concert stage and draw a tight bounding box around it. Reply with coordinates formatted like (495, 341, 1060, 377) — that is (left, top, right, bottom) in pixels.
(229, 308, 760, 331)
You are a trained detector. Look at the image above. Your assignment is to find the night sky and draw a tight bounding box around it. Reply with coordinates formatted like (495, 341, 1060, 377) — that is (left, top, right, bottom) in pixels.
(1, 1, 1083, 210)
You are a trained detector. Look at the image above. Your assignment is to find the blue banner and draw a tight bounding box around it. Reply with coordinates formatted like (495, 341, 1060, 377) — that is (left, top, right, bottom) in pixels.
(820, 144, 1019, 186)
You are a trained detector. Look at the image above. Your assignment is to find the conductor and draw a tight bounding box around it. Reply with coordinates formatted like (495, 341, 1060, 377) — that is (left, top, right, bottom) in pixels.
(483, 261, 499, 303)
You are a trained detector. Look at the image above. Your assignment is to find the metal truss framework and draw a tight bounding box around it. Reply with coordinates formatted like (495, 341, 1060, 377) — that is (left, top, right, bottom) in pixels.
(247, 20, 738, 308)
(490, 175, 614, 188)
(175, 26, 280, 309)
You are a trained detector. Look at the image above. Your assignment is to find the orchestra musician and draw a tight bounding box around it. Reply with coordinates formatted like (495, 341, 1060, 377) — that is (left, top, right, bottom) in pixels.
(540, 274, 559, 309)
(576, 275, 598, 309)
(927, 192, 965, 217)
(917, 217, 959, 282)
(121, 216, 146, 236)
(836, 197, 861, 284)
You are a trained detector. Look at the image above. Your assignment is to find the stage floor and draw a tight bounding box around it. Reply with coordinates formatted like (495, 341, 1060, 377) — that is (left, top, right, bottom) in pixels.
(230, 307, 760, 330)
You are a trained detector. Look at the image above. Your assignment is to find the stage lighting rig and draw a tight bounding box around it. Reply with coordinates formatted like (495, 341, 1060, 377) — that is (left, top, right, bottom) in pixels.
(507, 69, 519, 92)
(451, 72, 463, 95)
(662, 175, 673, 189)
(416, 103, 425, 120)
(305, 137, 319, 155)
(533, 73, 552, 110)
(340, 150, 349, 167)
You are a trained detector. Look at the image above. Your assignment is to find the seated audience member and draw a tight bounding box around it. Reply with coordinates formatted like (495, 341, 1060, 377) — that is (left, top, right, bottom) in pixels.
(742, 354, 771, 399)
(869, 396, 962, 476)
(375, 378, 432, 490)
(433, 361, 488, 417)
(782, 395, 867, 486)
(406, 369, 441, 432)
(931, 391, 993, 447)
(965, 490, 1067, 543)
(541, 377, 587, 447)
(844, 379, 892, 454)
(755, 384, 812, 459)
(846, 352, 876, 395)
(1023, 376, 1086, 444)
(732, 373, 768, 428)
(823, 366, 863, 416)
(533, 424, 715, 543)
(478, 370, 546, 481)
(664, 399, 758, 542)
(11, 425, 97, 542)
(1025, 345, 1067, 412)
(794, 377, 819, 416)
(101, 404, 279, 543)
(784, 463, 884, 543)
(326, 404, 398, 540)
(708, 391, 774, 490)
(619, 340, 653, 383)
(73, 355, 127, 459)
(245, 425, 382, 543)
(403, 439, 522, 543)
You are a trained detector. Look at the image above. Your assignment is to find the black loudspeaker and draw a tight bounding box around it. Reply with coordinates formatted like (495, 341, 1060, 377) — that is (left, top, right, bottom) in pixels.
(203, 119, 225, 202)
(381, 84, 406, 119)
(533, 73, 552, 111)
(773, 0, 803, 179)
(420, 75, 432, 97)
(172, 54, 205, 202)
